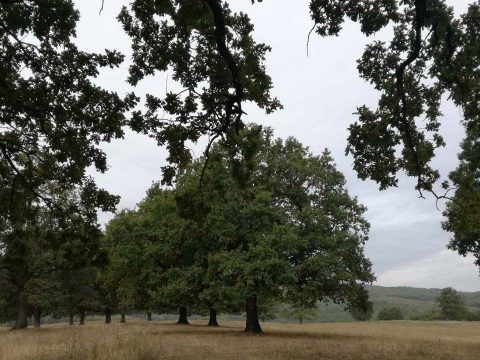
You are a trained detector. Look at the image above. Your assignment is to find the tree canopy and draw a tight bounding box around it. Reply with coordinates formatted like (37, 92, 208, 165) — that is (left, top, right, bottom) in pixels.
(2, 1, 479, 264)
(119, 0, 281, 183)
(307, 0, 480, 264)
(1, 0, 479, 334)
(117, 0, 480, 267)
(108, 127, 375, 333)
(87, 127, 375, 333)
(0, 0, 137, 219)
(0, 185, 106, 329)
(436, 287, 468, 320)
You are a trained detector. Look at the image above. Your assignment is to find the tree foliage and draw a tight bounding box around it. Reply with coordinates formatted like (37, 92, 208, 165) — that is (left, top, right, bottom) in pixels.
(2, 0, 478, 333)
(171, 126, 374, 332)
(436, 287, 468, 320)
(0, 185, 105, 329)
(119, 0, 281, 183)
(443, 129, 480, 265)
(377, 306, 404, 321)
(0, 0, 137, 217)
(95, 127, 375, 333)
(308, 0, 480, 264)
(309, 0, 478, 195)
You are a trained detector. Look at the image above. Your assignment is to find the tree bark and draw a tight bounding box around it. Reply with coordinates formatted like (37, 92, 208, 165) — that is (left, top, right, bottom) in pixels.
(177, 306, 189, 324)
(105, 309, 112, 324)
(208, 308, 219, 327)
(147, 312, 152, 321)
(69, 313, 74, 325)
(244, 296, 262, 333)
(14, 290, 28, 330)
(79, 309, 85, 325)
(33, 307, 41, 328)
(120, 313, 126, 323)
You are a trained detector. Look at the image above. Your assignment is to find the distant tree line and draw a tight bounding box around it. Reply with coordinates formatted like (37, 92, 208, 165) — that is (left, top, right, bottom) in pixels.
(377, 307, 404, 321)
(376, 287, 480, 321)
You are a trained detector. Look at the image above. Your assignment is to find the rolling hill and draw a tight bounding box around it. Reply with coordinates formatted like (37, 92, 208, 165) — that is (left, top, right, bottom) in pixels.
(271, 285, 480, 323)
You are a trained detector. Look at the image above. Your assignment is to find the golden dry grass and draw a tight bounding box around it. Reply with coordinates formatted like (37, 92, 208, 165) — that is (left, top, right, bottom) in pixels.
(1, 319, 480, 360)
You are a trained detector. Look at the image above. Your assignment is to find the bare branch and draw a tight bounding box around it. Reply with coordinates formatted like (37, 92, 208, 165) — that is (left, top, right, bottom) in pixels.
(306, 23, 316, 57)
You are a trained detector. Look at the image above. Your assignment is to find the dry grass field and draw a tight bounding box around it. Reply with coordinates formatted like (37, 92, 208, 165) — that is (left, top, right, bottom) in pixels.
(1, 319, 480, 360)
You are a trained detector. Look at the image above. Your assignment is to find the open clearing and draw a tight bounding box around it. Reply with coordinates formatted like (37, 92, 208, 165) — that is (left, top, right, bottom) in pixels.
(1, 320, 480, 360)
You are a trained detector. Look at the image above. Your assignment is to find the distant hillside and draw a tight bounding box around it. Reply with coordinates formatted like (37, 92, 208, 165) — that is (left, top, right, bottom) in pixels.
(274, 285, 480, 323)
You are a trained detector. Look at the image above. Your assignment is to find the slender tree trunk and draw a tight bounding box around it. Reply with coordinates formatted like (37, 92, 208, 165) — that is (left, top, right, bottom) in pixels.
(120, 313, 126, 323)
(33, 307, 41, 328)
(105, 309, 112, 324)
(177, 306, 189, 324)
(147, 312, 152, 321)
(79, 309, 85, 325)
(299, 317, 303, 325)
(14, 290, 28, 330)
(244, 296, 262, 333)
(208, 308, 219, 327)
(69, 313, 74, 325)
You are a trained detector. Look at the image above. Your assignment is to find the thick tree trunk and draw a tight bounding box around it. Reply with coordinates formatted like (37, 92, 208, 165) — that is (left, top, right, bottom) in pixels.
(105, 309, 112, 324)
(33, 307, 41, 328)
(120, 313, 126, 323)
(69, 313, 74, 325)
(244, 296, 262, 333)
(14, 290, 28, 330)
(208, 308, 219, 327)
(177, 306, 189, 324)
(79, 309, 85, 325)
(147, 312, 152, 321)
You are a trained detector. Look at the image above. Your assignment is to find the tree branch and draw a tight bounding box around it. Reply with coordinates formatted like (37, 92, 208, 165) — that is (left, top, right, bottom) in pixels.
(0, 140, 75, 223)
(205, 0, 244, 127)
(394, 0, 428, 197)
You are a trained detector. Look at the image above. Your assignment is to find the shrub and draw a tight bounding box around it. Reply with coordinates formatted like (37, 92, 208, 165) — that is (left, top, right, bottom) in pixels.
(408, 310, 442, 321)
(465, 310, 480, 321)
(377, 307, 404, 321)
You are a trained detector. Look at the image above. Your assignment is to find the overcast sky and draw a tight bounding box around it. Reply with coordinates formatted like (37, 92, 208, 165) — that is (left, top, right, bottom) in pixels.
(75, 0, 480, 292)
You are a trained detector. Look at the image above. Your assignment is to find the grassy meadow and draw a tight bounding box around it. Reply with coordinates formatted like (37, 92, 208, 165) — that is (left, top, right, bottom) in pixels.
(1, 319, 480, 360)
